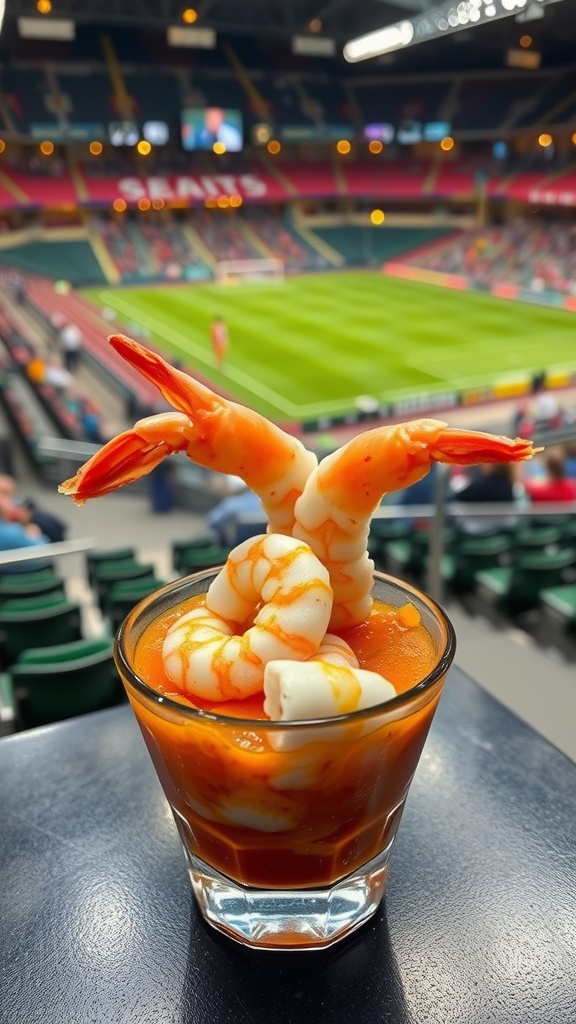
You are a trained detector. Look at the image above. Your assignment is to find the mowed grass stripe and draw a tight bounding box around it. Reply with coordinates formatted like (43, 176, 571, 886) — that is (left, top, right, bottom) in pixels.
(87, 272, 576, 421)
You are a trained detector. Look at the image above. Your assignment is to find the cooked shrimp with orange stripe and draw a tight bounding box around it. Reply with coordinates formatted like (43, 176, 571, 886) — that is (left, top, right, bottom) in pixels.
(59, 336, 541, 720)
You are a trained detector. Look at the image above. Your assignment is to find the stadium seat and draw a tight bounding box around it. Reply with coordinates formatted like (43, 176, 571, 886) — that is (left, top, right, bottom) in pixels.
(0, 598, 83, 667)
(383, 527, 456, 581)
(18, 637, 113, 665)
(513, 526, 561, 552)
(441, 534, 513, 594)
(368, 520, 412, 566)
(91, 561, 157, 611)
(475, 549, 576, 620)
(87, 548, 137, 587)
(105, 577, 169, 632)
(0, 572, 66, 604)
(535, 585, 576, 659)
(6, 639, 121, 728)
(172, 536, 217, 573)
(175, 546, 230, 576)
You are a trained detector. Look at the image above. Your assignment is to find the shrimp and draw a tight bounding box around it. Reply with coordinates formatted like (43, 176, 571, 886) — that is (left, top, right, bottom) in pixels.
(162, 534, 333, 702)
(293, 419, 541, 629)
(264, 660, 396, 722)
(58, 335, 317, 536)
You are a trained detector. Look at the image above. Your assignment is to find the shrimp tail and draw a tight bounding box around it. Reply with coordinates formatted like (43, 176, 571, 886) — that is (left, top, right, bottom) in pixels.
(58, 413, 190, 503)
(429, 427, 542, 466)
(109, 335, 221, 419)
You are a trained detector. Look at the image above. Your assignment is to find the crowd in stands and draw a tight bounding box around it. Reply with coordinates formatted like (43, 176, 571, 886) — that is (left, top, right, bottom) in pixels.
(91, 208, 330, 282)
(0, 290, 110, 445)
(244, 208, 328, 272)
(408, 220, 576, 296)
(96, 211, 205, 281)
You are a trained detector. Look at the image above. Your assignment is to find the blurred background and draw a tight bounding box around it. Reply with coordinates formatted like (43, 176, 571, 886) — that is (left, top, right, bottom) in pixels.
(0, 0, 575, 749)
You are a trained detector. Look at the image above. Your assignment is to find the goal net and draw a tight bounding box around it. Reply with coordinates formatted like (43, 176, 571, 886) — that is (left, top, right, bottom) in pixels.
(215, 258, 285, 285)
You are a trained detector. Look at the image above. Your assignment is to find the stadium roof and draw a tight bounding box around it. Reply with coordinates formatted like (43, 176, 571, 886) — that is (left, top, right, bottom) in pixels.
(4, 0, 576, 70)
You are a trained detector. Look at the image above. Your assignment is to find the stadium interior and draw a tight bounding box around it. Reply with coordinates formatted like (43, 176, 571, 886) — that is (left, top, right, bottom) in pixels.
(2, 0, 576, 1012)
(0, 0, 575, 750)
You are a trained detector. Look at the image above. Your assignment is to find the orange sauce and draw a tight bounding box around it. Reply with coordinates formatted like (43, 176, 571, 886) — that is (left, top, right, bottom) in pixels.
(127, 595, 443, 888)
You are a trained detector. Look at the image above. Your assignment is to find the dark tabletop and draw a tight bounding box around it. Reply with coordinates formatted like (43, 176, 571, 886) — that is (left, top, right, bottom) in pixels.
(1, 666, 575, 1024)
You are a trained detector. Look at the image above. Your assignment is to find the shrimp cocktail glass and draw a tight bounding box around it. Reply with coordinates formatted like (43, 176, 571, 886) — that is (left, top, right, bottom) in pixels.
(60, 336, 540, 951)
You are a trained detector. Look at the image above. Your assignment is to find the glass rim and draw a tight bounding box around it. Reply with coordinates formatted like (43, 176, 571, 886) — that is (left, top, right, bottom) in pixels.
(114, 567, 456, 729)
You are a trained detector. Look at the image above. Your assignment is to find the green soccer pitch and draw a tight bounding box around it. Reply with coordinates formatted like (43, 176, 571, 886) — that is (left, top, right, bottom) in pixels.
(88, 271, 576, 422)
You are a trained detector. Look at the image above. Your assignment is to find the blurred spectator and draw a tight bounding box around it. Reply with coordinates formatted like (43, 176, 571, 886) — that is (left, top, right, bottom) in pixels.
(524, 450, 576, 503)
(0, 474, 68, 543)
(512, 401, 534, 439)
(79, 399, 107, 444)
(207, 486, 265, 547)
(149, 461, 175, 514)
(0, 491, 51, 572)
(533, 390, 562, 431)
(43, 356, 74, 391)
(59, 322, 83, 372)
(564, 441, 576, 479)
(449, 463, 521, 534)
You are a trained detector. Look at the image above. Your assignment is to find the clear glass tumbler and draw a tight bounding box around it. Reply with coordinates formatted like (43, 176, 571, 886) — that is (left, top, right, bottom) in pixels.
(115, 569, 456, 951)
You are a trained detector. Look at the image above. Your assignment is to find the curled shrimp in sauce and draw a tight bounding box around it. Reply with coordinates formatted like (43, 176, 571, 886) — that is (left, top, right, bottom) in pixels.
(162, 534, 332, 702)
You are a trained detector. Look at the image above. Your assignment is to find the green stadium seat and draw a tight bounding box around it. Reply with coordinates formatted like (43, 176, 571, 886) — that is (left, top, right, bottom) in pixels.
(105, 578, 169, 632)
(0, 599, 83, 667)
(175, 546, 230, 576)
(92, 561, 157, 611)
(369, 519, 412, 566)
(475, 548, 576, 618)
(384, 527, 456, 581)
(18, 637, 112, 665)
(535, 584, 576, 658)
(87, 548, 137, 587)
(172, 536, 221, 573)
(0, 572, 66, 604)
(8, 641, 121, 729)
(540, 585, 576, 630)
(513, 526, 561, 552)
(559, 519, 576, 550)
(529, 514, 572, 531)
(0, 593, 72, 613)
(444, 534, 513, 594)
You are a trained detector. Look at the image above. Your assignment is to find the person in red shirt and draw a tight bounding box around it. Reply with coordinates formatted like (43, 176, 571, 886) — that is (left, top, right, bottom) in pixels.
(525, 451, 576, 503)
(210, 316, 229, 372)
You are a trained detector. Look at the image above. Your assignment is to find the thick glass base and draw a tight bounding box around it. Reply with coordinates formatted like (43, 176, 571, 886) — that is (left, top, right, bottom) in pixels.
(182, 844, 393, 951)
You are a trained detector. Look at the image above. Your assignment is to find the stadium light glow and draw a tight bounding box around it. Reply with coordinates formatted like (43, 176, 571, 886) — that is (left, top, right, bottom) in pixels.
(112, 198, 126, 213)
(0, 140, 6, 155)
(267, 139, 281, 154)
(40, 140, 54, 156)
(182, 7, 198, 23)
(370, 209, 385, 225)
(89, 140, 103, 155)
(440, 135, 455, 151)
(37, 0, 52, 13)
(137, 140, 152, 155)
(538, 132, 553, 147)
(336, 139, 351, 154)
(343, 0, 555, 61)
(213, 141, 226, 155)
(368, 140, 383, 154)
